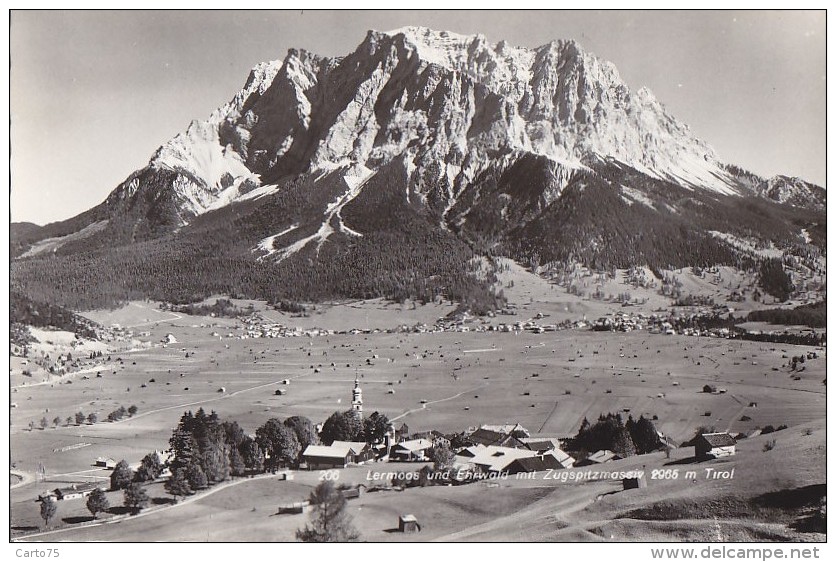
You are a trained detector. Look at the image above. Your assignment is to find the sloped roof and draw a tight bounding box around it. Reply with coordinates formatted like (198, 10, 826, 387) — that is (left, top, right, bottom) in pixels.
(468, 445, 538, 472)
(393, 438, 433, 452)
(698, 432, 737, 447)
(480, 423, 530, 437)
(303, 445, 351, 459)
(524, 440, 555, 452)
(585, 450, 620, 464)
(543, 448, 575, 468)
(469, 428, 527, 448)
(330, 441, 370, 455)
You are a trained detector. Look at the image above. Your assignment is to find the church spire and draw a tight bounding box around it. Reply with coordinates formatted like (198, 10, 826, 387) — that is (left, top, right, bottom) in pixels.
(351, 374, 363, 417)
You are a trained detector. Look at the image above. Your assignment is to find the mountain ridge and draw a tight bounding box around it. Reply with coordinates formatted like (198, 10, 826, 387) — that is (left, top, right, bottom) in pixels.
(11, 27, 825, 312)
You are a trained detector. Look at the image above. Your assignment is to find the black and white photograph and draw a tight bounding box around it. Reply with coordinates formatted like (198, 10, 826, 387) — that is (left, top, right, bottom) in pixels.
(7, 8, 828, 548)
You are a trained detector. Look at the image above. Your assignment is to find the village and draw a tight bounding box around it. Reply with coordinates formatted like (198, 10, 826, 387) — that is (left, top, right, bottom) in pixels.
(9, 288, 826, 541)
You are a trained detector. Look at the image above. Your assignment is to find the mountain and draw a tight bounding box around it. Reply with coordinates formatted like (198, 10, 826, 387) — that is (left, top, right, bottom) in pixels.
(11, 27, 825, 311)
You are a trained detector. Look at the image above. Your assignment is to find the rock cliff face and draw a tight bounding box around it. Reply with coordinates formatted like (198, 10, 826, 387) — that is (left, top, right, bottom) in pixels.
(11, 28, 825, 309)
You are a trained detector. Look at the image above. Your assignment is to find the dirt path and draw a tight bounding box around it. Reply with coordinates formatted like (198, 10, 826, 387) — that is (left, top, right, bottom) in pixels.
(10, 470, 35, 489)
(13, 471, 281, 542)
(11, 369, 313, 437)
(122, 303, 182, 328)
(390, 385, 486, 422)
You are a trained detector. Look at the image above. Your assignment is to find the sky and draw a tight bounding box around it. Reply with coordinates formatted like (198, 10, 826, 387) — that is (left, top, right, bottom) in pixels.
(9, 9, 826, 225)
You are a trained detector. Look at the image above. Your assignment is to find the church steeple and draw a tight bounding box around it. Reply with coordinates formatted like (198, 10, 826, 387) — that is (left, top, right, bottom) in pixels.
(351, 374, 363, 417)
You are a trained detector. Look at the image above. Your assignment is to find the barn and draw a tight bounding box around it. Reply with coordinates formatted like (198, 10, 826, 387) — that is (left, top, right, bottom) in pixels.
(399, 514, 420, 533)
(302, 441, 373, 469)
(575, 450, 622, 466)
(52, 482, 103, 501)
(694, 432, 736, 460)
(302, 445, 351, 470)
(95, 457, 117, 469)
(389, 438, 433, 461)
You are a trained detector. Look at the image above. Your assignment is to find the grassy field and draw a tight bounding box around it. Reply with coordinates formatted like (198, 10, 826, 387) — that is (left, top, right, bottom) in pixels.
(9, 291, 826, 542)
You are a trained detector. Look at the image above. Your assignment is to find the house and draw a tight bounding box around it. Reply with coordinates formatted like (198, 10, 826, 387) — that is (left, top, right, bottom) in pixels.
(479, 423, 530, 438)
(694, 432, 736, 460)
(543, 448, 575, 469)
(330, 441, 375, 464)
(302, 445, 352, 470)
(389, 438, 434, 461)
(301, 441, 373, 469)
(52, 482, 103, 501)
(575, 450, 622, 466)
(95, 457, 117, 469)
(399, 514, 420, 533)
(465, 445, 539, 473)
(468, 428, 527, 449)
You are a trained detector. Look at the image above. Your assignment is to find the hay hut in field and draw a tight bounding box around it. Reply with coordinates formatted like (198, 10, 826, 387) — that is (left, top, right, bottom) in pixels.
(399, 514, 420, 533)
(622, 474, 648, 490)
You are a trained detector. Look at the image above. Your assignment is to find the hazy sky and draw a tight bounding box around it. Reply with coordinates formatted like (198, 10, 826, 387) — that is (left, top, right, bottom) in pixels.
(10, 10, 826, 224)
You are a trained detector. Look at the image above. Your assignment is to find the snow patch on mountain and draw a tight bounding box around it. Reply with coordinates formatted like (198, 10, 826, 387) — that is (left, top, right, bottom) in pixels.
(266, 166, 376, 262)
(709, 231, 783, 259)
(255, 223, 299, 260)
(620, 186, 655, 210)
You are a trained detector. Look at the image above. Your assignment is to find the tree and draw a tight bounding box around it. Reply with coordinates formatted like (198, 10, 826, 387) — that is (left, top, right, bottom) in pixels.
(52, 416, 61, 428)
(229, 446, 246, 477)
(222, 420, 247, 450)
(65, 416, 73, 427)
(28, 421, 35, 432)
(759, 258, 794, 302)
(362, 411, 390, 444)
(165, 467, 193, 501)
(284, 416, 319, 450)
(136, 452, 164, 481)
(86, 488, 109, 519)
(429, 441, 455, 470)
(295, 481, 360, 542)
(628, 415, 662, 455)
(123, 482, 150, 514)
(110, 459, 134, 490)
(40, 416, 49, 430)
(256, 418, 301, 470)
(87, 412, 98, 425)
(319, 410, 362, 445)
(186, 463, 208, 491)
(240, 437, 264, 473)
(75, 411, 85, 425)
(168, 427, 197, 472)
(202, 437, 231, 483)
(39, 497, 57, 528)
(128, 405, 138, 416)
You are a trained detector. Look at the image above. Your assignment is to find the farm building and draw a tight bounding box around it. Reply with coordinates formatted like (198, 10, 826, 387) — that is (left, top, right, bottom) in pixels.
(389, 438, 434, 461)
(543, 448, 575, 469)
(302, 445, 351, 469)
(479, 423, 531, 438)
(51, 482, 103, 501)
(95, 457, 117, 469)
(460, 445, 540, 473)
(575, 450, 622, 467)
(468, 427, 527, 449)
(302, 441, 373, 469)
(331, 441, 375, 463)
(622, 474, 648, 490)
(694, 432, 736, 460)
(399, 514, 420, 533)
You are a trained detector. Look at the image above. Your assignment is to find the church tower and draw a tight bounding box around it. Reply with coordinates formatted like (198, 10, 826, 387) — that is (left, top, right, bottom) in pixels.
(351, 375, 363, 417)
